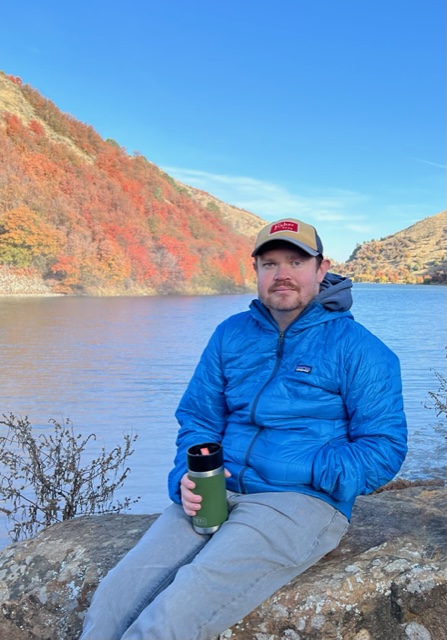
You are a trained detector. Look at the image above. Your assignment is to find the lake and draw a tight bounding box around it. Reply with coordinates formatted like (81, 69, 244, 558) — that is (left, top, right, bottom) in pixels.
(0, 284, 445, 548)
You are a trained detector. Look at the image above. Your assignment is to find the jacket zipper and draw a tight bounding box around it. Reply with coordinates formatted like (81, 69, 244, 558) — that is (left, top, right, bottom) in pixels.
(239, 330, 285, 492)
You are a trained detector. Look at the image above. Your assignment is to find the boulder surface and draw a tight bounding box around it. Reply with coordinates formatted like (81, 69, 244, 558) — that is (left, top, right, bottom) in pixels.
(0, 484, 445, 640)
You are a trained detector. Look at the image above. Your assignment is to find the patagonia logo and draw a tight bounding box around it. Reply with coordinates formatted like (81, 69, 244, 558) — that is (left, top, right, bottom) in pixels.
(295, 364, 312, 374)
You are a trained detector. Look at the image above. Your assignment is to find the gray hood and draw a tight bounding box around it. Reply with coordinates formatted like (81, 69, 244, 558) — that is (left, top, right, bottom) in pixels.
(316, 272, 353, 312)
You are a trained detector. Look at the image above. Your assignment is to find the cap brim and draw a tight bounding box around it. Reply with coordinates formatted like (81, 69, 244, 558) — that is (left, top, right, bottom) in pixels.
(251, 238, 320, 257)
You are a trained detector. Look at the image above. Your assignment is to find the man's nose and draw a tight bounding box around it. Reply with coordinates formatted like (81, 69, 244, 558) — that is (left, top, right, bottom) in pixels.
(274, 264, 291, 279)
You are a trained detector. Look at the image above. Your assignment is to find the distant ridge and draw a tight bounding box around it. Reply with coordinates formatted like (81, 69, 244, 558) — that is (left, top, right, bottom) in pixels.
(338, 210, 446, 284)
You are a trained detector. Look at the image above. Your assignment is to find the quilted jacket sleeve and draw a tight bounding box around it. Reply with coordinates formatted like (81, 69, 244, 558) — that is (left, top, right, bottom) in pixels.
(168, 325, 228, 503)
(311, 330, 408, 503)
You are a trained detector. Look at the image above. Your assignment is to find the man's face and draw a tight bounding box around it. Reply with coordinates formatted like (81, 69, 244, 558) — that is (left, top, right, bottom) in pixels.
(254, 244, 330, 329)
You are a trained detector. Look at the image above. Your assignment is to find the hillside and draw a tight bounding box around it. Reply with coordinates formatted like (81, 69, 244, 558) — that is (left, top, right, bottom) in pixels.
(0, 71, 444, 294)
(0, 72, 265, 295)
(339, 211, 447, 284)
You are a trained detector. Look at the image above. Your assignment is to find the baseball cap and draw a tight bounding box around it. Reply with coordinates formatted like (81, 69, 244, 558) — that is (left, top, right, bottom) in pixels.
(252, 218, 324, 257)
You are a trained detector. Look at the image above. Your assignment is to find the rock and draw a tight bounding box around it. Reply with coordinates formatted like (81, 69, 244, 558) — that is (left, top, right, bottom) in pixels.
(0, 486, 445, 640)
(0, 266, 55, 295)
(228, 485, 446, 640)
(0, 513, 158, 640)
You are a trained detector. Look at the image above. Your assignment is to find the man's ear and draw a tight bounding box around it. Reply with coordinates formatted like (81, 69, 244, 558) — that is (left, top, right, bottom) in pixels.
(252, 260, 258, 273)
(317, 258, 331, 283)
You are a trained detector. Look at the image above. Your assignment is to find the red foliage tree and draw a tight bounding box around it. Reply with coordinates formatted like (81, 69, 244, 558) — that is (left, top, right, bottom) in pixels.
(0, 76, 257, 295)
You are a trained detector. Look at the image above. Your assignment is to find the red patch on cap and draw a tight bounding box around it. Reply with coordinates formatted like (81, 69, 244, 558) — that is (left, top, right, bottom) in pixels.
(270, 221, 299, 234)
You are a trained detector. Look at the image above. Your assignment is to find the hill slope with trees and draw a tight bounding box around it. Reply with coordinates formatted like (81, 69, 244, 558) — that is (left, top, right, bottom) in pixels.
(0, 72, 265, 295)
(1, 71, 444, 294)
(339, 210, 446, 284)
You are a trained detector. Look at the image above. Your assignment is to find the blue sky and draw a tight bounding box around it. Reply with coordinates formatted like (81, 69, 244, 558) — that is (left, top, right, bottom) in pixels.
(1, 1, 445, 261)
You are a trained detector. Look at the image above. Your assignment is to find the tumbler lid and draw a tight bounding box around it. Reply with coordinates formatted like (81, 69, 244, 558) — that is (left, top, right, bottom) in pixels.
(187, 442, 223, 472)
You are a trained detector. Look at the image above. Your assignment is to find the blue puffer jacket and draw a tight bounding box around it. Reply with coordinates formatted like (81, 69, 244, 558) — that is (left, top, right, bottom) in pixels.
(169, 274, 408, 520)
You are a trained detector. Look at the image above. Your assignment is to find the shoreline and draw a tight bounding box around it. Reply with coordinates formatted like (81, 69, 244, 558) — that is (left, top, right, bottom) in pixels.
(0, 280, 445, 299)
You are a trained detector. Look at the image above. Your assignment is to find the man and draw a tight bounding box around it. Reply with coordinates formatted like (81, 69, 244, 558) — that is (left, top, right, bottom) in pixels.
(81, 218, 407, 640)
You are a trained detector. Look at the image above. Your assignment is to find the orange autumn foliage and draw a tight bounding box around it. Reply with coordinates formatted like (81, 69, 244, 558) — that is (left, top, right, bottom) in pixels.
(0, 206, 65, 268)
(0, 72, 257, 294)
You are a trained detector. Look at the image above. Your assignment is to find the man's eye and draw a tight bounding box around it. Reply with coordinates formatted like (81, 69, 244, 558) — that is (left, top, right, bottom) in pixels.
(262, 262, 275, 268)
(292, 261, 303, 267)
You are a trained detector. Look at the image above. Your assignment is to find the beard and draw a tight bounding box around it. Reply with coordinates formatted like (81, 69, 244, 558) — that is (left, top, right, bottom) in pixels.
(261, 284, 303, 312)
(259, 280, 319, 316)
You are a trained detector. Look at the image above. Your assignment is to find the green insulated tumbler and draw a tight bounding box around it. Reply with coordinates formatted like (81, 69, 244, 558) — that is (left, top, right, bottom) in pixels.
(187, 443, 228, 534)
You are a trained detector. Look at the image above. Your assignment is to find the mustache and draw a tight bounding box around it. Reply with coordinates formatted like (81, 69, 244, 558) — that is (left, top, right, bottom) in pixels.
(269, 280, 297, 293)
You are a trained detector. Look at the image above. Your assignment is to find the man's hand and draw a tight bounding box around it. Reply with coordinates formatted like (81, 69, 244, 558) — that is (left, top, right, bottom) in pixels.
(180, 473, 202, 516)
(180, 470, 232, 516)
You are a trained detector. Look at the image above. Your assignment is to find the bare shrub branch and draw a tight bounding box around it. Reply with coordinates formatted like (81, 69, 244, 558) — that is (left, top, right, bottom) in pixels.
(425, 350, 447, 440)
(0, 414, 140, 542)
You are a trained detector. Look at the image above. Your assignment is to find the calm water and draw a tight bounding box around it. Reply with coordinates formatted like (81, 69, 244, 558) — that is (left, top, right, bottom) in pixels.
(0, 284, 445, 548)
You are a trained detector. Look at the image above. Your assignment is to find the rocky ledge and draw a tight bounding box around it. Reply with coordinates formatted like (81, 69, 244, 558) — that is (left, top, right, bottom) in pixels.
(0, 266, 54, 295)
(0, 483, 445, 640)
